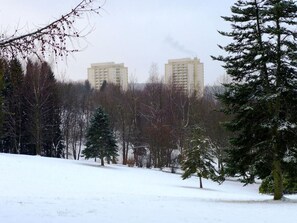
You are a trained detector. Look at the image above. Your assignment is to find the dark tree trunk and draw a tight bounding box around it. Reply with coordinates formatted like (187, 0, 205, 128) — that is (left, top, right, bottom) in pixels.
(199, 176, 203, 189)
(122, 139, 126, 165)
(273, 159, 283, 200)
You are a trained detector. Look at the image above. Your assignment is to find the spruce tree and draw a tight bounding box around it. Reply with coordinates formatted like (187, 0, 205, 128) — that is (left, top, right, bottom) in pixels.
(23, 60, 64, 156)
(213, 0, 297, 200)
(83, 106, 118, 166)
(0, 59, 6, 149)
(2, 59, 24, 154)
(181, 126, 221, 188)
(40, 62, 64, 158)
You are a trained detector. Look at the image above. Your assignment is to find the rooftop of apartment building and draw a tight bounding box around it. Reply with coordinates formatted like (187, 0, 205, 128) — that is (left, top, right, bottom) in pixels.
(167, 57, 201, 63)
(90, 62, 126, 68)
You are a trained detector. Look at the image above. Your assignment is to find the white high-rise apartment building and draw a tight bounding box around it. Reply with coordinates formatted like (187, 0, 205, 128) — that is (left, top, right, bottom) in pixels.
(165, 57, 204, 96)
(88, 62, 128, 91)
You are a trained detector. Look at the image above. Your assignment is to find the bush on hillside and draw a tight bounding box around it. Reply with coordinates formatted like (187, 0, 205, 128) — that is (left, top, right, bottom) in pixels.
(259, 175, 297, 195)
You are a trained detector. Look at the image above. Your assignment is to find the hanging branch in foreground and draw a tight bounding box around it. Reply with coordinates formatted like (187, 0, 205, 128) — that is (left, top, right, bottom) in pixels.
(0, 0, 105, 60)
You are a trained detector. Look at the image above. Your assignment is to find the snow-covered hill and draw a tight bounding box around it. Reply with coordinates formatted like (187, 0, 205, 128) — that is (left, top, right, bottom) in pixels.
(0, 153, 296, 223)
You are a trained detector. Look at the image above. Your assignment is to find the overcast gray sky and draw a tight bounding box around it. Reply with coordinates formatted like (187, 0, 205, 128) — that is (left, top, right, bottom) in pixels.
(1, 0, 236, 85)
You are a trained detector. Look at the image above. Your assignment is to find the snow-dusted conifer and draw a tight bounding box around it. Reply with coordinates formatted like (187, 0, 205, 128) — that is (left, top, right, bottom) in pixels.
(83, 106, 118, 166)
(213, 0, 297, 200)
(181, 126, 221, 188)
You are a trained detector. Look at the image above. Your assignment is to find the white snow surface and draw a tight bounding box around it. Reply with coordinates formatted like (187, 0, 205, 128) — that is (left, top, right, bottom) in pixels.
(0, 153, 296, 223)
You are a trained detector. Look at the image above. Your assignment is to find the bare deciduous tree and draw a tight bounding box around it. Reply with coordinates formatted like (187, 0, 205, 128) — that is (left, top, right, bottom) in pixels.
(0, 0, 104, 60)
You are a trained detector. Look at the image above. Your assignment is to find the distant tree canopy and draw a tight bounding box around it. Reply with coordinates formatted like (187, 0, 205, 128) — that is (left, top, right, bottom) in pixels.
(213, 0, 297, 200)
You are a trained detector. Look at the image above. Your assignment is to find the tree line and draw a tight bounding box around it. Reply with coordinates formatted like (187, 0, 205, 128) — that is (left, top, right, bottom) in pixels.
(62, 73, 230, 170)
(0, 58, 230, 171)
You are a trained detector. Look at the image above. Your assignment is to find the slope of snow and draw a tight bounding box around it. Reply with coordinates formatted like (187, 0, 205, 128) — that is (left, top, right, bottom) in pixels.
(0, 153, 296, 223)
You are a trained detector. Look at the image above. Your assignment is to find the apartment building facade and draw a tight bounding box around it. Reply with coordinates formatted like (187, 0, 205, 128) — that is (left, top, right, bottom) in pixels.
(87, 62, 128, 91)
(165, 57, 204, 96)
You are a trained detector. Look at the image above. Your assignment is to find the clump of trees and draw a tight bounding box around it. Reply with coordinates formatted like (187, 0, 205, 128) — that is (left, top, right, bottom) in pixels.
(86, 80, 230, 171)
(0, 59, 63, 156)
(58, 80, 92, 159)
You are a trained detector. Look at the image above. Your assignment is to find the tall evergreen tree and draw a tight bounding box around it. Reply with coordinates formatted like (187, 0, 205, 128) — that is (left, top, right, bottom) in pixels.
(0, 59, 6, 151)
(40, 62, 64, 158)
(83, 106, 118, 166)
(2, 59, 24, 154)
(23, 60, 63, 156)
(181, 126, 221, 188)
(213, 0, 297, 200)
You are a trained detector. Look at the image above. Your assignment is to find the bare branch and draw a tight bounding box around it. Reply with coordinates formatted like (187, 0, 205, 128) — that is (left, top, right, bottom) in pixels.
(0, 0, 105, 60)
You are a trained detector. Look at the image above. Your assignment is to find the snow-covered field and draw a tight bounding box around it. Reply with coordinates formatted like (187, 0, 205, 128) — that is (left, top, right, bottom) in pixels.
(0, 154, 296, 223)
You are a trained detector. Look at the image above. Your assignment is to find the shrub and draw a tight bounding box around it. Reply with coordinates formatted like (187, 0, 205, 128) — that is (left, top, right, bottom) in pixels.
(127, 158, 135, 167)
(259, 175, 297, 195)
